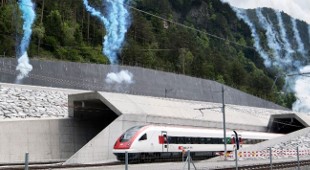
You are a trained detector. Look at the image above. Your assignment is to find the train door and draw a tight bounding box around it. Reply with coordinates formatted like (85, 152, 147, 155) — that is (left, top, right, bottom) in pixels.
(161, 131, 168, 152)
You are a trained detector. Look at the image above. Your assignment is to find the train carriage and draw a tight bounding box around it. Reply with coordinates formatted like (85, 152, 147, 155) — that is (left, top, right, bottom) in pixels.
(113, 125, 282, 161)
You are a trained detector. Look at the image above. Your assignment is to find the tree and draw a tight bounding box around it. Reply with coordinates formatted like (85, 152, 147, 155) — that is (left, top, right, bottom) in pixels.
(45, 10, 63, 43)
(230, 60, 247, 87)
(177, 48, 193, 74)
(33, 23, 45, 54)
(0, 4, 15, 56)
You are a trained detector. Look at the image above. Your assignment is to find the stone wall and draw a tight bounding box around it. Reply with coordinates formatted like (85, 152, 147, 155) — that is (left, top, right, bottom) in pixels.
(0, 85, 68, 119)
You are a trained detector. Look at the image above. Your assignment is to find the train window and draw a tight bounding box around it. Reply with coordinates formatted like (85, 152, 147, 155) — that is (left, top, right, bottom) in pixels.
(178, 137, 185, 144)
(139, 133, 147, 141)
(212, 138, 221, 144)
(168, 137, 176, 144)
(120, 126, 144, 142)
(193, 138, 199, 144)
(186, 137, 191, 144)
(194, 138, 200, 144)
(192, 138, 196, 144)
(175, 137, 179, 144)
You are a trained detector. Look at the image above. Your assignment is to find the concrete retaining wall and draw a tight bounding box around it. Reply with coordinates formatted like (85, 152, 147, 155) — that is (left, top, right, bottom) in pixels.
(0, 58, 286, 110)
(0, 118, 102, 164)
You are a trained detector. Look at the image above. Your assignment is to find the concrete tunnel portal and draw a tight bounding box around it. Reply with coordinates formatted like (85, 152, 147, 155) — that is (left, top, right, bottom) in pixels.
(65, 91, 310, 164)
(268, 114, 309, 134)
(73, 99, 119, 123)
(71, 96, 120, 141)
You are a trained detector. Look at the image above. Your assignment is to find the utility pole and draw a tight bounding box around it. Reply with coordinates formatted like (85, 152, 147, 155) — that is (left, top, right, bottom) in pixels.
(222, 86, 227, 160)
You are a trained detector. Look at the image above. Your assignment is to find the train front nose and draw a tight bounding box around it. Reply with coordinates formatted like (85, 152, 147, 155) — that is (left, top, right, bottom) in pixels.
(114, 125, 145, 150)
(114, 138, 132, 149)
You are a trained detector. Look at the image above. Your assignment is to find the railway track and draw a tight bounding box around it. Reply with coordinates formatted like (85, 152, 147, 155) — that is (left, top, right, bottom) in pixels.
(215, 160, 310, 170)
(0, 161, 123, 170)
(2, 159, 310, 170)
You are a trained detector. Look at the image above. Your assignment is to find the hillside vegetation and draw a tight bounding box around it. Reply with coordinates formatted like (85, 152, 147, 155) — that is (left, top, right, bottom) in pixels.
(0, 0, 296, 108)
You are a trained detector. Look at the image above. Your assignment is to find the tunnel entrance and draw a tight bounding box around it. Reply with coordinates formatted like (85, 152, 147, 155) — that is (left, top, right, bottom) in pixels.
(72, 99, 119, 133)
(268, 114, 308, 134)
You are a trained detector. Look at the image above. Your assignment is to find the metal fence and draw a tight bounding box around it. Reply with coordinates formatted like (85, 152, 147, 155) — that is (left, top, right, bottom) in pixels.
(122, 150, 199, 170)
(15, 148, 310, 170)
(118, 147, 309, 170)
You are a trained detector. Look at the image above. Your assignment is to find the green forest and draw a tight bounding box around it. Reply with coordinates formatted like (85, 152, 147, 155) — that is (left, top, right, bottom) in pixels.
(0, 0, 296, 108)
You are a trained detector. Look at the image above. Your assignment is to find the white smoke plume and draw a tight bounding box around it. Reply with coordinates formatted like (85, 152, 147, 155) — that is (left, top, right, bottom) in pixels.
(255, 8, 282, 66)
(233, 8, 271, 67)
(220, 0, 310, 24)
(105, 70, 134, 84)
(308, 25, 310, 44)
(17, 0, 36, 81)
(291, 18, 306, 57)
(16, 52, 33, 80)
(292, 65, 310, 113)
(223, 1, 310, 114)
(275, 11, 293, 64)
(83, 0, 131, 64)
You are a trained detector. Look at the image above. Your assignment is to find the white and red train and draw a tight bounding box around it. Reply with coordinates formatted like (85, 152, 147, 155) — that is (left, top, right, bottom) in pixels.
(113, 125, 282, 161)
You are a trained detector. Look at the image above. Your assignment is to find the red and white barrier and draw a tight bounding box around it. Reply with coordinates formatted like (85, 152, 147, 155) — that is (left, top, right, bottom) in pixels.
(226, 148, 310, 160)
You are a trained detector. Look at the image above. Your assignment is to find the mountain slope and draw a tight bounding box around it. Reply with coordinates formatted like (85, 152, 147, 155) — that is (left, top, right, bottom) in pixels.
(234, 7, 310, 112)
(0, 0, 299, 108)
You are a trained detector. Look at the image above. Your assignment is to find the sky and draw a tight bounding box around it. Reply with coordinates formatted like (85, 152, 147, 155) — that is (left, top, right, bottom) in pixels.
(221, 0, 310, 24)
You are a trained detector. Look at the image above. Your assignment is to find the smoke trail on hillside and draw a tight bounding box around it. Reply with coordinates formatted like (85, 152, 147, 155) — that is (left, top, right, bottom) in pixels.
(83, 0, 108, 25)
(233, 8, 271, 67)
(292, 65, 310, 113)
(83, 0, 134, 87)
(291, 18, 306, 57)
(308, 25, 310, 44)
(105, 70, 134, 84)
(224, 2, 310, 113)
(16, 0, 36, 80)
(16, 53, 33, 81)
(255, 8, 282, 66)
(275, 11, 293, 64)
(83, 0, 130, 64)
